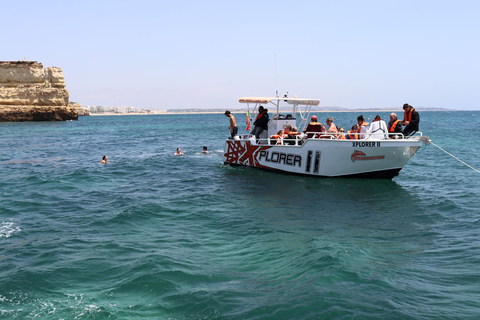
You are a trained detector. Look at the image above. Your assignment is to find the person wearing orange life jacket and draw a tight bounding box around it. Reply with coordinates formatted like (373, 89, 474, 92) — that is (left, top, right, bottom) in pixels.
(286, 126, 301, 145)
(269, 130, 284, 145)
(282, 125, 294, 145)
(401, 103, 419, 137)
(387, 113, 403, 139)
(337, 127, 346, 139)
(288, 126, 300, 138)
(250, 105, 269, 139)
(282, 125, 292, 138)
(303, 115, 324, 138)
(357, 115, 369, 139)
(346, 125, 359, 140)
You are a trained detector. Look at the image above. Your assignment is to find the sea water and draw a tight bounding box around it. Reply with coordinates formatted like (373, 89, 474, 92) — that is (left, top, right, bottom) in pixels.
(1, 111, 480, 319)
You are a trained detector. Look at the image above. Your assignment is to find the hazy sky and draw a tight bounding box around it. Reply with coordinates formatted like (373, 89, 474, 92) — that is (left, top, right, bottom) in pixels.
(3, 0, 480, 110)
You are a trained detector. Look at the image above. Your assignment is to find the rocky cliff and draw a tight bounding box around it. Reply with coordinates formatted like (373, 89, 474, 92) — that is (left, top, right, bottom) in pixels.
(0, 61, 79, 121)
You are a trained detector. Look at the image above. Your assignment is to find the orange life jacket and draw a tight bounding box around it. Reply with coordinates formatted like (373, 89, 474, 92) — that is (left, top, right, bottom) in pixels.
(256, 110, 267, 120)
(346, 130, 358, 140)
(270, 135, 282, 144)
(304, 123, 323, 138)
(388, 119, 401, 133)
(404, 108, 415, 122)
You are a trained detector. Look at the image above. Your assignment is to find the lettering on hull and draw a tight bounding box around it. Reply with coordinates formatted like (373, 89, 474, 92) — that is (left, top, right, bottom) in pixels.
(351, 150, 385, 162)
(259, 150, 301, 167)
(225, 140, 302, 169)
(352, 141, 381, 147)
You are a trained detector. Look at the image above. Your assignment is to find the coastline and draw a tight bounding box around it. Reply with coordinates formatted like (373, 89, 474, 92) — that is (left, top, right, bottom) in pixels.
(88, 109, 457, 116)
(89, 111, 227, 116)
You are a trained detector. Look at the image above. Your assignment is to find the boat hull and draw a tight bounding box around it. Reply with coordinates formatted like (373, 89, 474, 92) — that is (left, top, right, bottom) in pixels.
(223, 138, 423, 179)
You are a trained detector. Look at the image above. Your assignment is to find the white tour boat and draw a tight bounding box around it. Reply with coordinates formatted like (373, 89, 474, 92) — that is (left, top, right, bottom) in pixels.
(223, 96, 430, 179)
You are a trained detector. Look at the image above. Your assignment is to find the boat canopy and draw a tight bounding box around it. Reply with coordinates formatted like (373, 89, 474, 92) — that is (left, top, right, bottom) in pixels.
(239, 97, 320, 106)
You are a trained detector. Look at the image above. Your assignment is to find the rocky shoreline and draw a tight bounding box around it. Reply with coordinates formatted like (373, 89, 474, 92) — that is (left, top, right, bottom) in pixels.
(0, 61, 86, 122)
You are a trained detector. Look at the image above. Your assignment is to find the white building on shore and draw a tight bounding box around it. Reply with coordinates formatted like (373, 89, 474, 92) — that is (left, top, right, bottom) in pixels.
(83, 105, 167, 114)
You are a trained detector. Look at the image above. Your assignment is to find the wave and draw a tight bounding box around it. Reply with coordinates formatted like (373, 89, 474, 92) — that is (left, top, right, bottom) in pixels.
(0, 221, 21, 239)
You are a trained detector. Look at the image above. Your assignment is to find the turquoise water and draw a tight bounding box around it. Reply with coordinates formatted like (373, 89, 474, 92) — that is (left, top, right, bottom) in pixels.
(1, 111, 480, 319)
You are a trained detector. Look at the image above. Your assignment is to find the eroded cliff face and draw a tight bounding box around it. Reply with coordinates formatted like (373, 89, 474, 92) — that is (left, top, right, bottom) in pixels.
(0, 61, 78, 121)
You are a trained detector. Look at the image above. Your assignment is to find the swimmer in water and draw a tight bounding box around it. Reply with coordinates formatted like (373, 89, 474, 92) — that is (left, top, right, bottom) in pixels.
(100, 155, 108, 163)
(203, 146, 209, 154)
(174, 148, 184, 155)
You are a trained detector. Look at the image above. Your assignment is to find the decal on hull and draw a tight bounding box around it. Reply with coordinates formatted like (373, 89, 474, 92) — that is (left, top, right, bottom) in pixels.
(351, 150, 385, 162)
(225, 140, 272, 167)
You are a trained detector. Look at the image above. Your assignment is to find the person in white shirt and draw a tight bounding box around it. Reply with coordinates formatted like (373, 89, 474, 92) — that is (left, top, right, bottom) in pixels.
(357, 115, 369, 139)
(366, 115, 388, 140)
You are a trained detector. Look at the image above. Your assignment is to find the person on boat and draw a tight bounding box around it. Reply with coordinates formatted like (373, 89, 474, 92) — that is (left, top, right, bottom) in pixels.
(282, 125, 294, 145)
(401, 103, 419, 137)
(285, 126, 301, 145)
(202, 146, 209, 154)
(366, 115, 388, 140)
(337, 127, 346, 139)
(282, 125, 292, 137)
(387, 113, 403, 139)
(100, 155, 108, 163)
(290, 126, 300, 136)
(303, 115, 324, 138)
(326, 117, 338, 133)
(174, 148, 184, 155)
(357, 115, 369, 139)
(250, 106, 269, 139)
(224, 110, 238, 139)
(346, 125, 359, 140)
(270, 130, 283, 145)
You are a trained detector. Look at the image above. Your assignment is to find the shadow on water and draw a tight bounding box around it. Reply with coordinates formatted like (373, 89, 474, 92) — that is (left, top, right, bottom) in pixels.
(220, 166, 435, 259)
(220, 165, 426, 213)
(218, 165, 435, 253)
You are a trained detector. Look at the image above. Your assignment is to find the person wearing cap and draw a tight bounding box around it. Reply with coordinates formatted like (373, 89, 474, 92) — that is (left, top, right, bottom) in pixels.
(401, 103, 419, 137)
(303, 115, 324, 138)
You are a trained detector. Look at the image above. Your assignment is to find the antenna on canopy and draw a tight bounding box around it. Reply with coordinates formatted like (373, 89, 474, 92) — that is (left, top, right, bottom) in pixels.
(275, 54, 278, 98)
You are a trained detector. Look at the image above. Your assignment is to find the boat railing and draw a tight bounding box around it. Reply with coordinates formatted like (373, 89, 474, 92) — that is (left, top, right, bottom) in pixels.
(302, 131, 424, 140)
(232, 131, 424, 145)
(264, 134, 304, 146)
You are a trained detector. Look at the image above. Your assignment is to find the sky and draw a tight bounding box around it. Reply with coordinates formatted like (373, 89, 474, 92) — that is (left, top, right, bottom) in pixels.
(2, 0, 480, 110)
